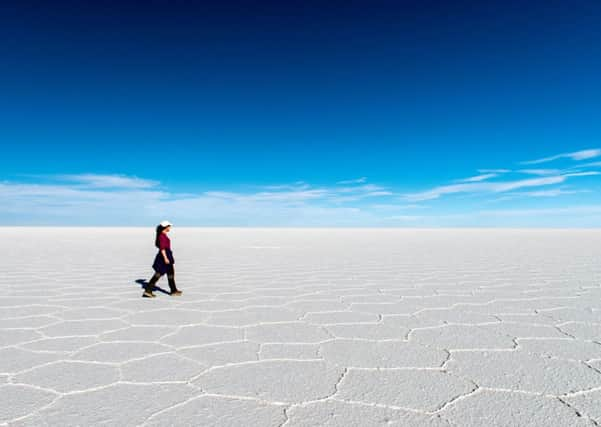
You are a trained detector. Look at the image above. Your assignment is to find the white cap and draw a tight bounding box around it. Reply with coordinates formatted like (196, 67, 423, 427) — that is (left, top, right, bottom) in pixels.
(160, 220, 173, 227)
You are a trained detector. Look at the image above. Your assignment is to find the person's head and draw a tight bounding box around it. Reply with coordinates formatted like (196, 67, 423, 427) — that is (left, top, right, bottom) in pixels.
(160, 220, 172, 233)
(155, 221, 172, 247)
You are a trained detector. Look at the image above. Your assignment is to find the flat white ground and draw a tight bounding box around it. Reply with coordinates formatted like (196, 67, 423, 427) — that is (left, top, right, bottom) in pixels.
(1, 228, 601, 426)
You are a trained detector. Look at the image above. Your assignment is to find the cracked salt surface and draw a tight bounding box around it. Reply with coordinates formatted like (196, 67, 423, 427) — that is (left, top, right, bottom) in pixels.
(2, 228, 601, 426)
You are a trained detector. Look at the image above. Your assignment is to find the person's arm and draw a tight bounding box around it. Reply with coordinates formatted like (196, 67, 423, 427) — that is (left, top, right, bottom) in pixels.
(161, 249, 170, 264)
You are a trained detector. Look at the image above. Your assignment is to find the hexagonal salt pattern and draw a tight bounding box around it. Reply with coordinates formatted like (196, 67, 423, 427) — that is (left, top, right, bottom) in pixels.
(564, 389, 601, 425)
(0, 385, 57, 424)
(13, 361, 120, 393)
(10, 383, 198, 426)
(144, 395, 287, 426)
(319, 339, 447, 368)
(192, 360, 345, 403)
(335, 369, 476, 412)
(2, 228, 601, 425)
(446, 350, 601, 395)
(285, 400, 451, 426)
(440, 389, 594, 426)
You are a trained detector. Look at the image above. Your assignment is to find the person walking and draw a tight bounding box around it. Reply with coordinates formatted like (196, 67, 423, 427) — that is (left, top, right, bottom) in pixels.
(143, 221, 183, 297)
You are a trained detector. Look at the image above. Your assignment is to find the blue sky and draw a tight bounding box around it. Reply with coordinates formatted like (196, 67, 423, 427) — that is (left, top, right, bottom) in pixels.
(1, 0, 601, 226)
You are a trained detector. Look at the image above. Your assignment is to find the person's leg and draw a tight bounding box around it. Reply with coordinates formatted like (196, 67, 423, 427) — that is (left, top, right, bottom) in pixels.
(143, 272, 162, 297)
(147, 272, 161, 290)
(166, 265, 181, 295)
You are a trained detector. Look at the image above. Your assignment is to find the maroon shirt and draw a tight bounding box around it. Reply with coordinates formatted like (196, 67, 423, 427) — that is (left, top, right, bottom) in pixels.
(158, 233, 171, 250)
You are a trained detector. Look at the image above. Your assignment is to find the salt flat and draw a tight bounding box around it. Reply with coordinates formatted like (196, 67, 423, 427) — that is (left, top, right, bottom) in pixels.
(1, 228, 601, 426)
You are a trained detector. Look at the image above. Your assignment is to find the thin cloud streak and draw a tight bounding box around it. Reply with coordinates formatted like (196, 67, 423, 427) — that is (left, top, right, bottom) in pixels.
(57, 174, 159, 189)
(521, 149, 601, 165)
(337, 177, 367, 185)
(563, 171, 601, 177)
(0, 175, 399, 225)
(4, 148, 601, 226)
(578, 161, 601, 168)
(478, 169, 511, 174)
(476, 205, 601, 217)
(492, 188, 590, 202)
(404, 148, 600, 202)
(458, 173, 498, 183)
(522, 189, 589, 197)
(404, 176, 566, 202)
(517, 169, 562, 176)
(385, 215, 422, 221)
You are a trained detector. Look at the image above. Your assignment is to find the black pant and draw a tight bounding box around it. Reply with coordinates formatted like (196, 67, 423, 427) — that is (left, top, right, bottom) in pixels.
(147, 265, 177, 293)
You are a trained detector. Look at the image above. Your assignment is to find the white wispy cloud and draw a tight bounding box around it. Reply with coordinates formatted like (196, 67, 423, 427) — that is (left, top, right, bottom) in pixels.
(329, 192, 393, 204)
(337, 184, 387, 194)
(371, 204, 425, 211)
(0, 175, 400, 225)
(0, 181, 167, 225)
(563, 171, 601, 177)
(4, 148, 600, 226)
(478, 169, 511, 174)
(205, 188, 330, 203)
(385, 215, 422, 221)
(494, 188, 590, 201)
(522, 189, 589, 197)
(404, 176, 566, 202)
(458, 173, 498, 183)
(203, 183, 393, 205)
(337, 177, 367, 185)
(57, 174, 159, 189)
(521, 149, 601, 165)
(403, 149, 601, 203)
(578, 161, 601, 168)
(517, 169, 562, 176)
(475, 205, 601, 217)
(262, 182, 310, 191)
(416, 205, 601, 227)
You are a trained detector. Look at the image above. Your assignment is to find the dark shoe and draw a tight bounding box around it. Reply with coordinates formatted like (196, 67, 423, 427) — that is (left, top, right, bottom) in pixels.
(142, 290, 156, 298)
(170, 290, 183, 296)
